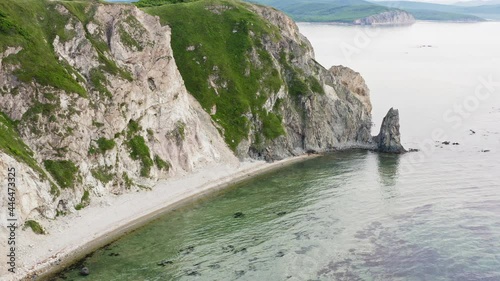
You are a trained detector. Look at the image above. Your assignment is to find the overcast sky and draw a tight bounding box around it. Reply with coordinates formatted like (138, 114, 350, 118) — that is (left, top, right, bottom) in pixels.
(372, 0, 495, 4)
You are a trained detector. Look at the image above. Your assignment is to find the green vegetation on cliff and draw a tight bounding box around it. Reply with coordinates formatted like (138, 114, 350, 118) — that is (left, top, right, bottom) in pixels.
(75, 190, 90, 210)
(0, 113, 38, 170)
(154, 155, 170, 171)
(127, 136, 153, 177)
(91, 165, 115, 183)
(142, 0, 285, 150)
(23, 220, 46, 235)
(43, 159, 79, 189)
(0, 1, 86, 96)
(0, 0, 134, 99)
(89, 137, 116, 154)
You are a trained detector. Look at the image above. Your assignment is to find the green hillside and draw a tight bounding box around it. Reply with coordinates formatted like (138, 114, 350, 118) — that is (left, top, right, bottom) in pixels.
(0, 0, 87, 96)
(406, 9, 485, 21)
(139, 0, 287, 148)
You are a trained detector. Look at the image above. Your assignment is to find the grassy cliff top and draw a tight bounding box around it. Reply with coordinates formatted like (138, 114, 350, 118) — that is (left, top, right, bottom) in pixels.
(0, 0, 88, 95)
(140, 0, 288, 150)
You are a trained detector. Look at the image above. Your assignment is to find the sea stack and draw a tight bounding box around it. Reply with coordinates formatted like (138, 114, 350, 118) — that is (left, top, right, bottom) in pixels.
(374, 108, 406, 153)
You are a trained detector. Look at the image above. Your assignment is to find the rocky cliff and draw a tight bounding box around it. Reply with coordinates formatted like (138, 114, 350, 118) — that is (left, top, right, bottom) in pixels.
(0, 0, 393, 231)
(0, 0, 237, 225)
(353, 10, 416, 25)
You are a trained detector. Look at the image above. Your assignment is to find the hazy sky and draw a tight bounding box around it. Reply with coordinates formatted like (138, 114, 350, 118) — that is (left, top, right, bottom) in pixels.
(373, 0, 495, 4)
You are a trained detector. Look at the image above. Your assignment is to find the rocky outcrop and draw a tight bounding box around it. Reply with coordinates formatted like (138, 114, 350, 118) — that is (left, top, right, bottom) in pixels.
(373, 108, 406, 153)
(353, 10, 415, 25)
(330, 65, 372, 113)
(243, 5, 374, 160)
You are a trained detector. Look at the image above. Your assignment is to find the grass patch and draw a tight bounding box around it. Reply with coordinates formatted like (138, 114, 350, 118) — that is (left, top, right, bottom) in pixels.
(127, 119, 141, 136)
(122, 172, 133, 189)
(261, 111, 285, 139)
(90, 68, 112, 98)
(177, 122, 185, 139)
(0, 112, 46, 177)
(23, 220, 46, 235)
(93, 120, 104, 128)
(43, 159, 79, 189)
(118, 26, 143, 51)
(154, 155, 170, 171)
(75, 190, 90, 210)
(308, 76, 324, 94)
(21, 102, 58, 132)
(127, 135, 153, 177)
(91, 165, 114, 184)
(50, 183, 60, 197)
(97, 137, 116, 152)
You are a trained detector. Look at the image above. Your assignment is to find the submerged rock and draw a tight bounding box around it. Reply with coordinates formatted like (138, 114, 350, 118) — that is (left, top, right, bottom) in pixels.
(185, 270, 200, 276)
(373, 108, 406, 153)
(179, 246, 195, 255)
(79, 267, 89, 276)
(222, 245, 235, 253)
(233, 212, 245, 218)
(157, 260, 173, 266)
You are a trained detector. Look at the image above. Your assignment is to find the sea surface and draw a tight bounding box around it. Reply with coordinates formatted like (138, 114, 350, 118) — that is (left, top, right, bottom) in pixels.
(54, 22, 500, 280)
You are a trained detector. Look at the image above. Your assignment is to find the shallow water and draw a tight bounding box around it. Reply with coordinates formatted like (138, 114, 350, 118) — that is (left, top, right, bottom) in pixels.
(54, 22, 500, 280)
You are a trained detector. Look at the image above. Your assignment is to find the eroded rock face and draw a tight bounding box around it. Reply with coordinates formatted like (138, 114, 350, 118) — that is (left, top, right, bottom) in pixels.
(0, 3, 237, 223)
(373, 108, 406, 153)
(330, 65, 372, 113)
(245, 6, 374, 161)
(354, 10, 415, 25)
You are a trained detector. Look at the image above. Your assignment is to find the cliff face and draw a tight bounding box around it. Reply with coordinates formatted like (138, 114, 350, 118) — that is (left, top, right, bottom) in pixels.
(242, 4, 374, 160)
(0, 1, 237, 223)
(353, 10, 416, 25)
(0, 0, 382, 226)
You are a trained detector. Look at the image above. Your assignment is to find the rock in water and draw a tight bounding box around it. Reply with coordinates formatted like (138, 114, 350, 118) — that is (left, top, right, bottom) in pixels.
(373, 108, 406, 153)
(233, 212, 245, 218)
(79, 267, 90, 276)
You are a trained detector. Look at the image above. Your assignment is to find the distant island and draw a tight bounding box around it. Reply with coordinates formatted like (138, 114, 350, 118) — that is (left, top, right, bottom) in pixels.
(247, 0, 415, 24)
(246, 0, 500, 23)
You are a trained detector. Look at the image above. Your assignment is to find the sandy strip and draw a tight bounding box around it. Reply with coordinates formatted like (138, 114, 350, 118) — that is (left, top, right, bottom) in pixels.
(8, 154, 314, 281)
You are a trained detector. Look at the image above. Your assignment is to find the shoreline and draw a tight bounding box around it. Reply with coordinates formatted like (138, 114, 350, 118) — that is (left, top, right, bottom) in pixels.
(13, 154, 317, 281)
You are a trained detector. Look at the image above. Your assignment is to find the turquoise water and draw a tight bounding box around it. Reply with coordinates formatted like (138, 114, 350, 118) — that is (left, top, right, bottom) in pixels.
(53, 22, 500, 280)
(53, 149, 500, 280)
